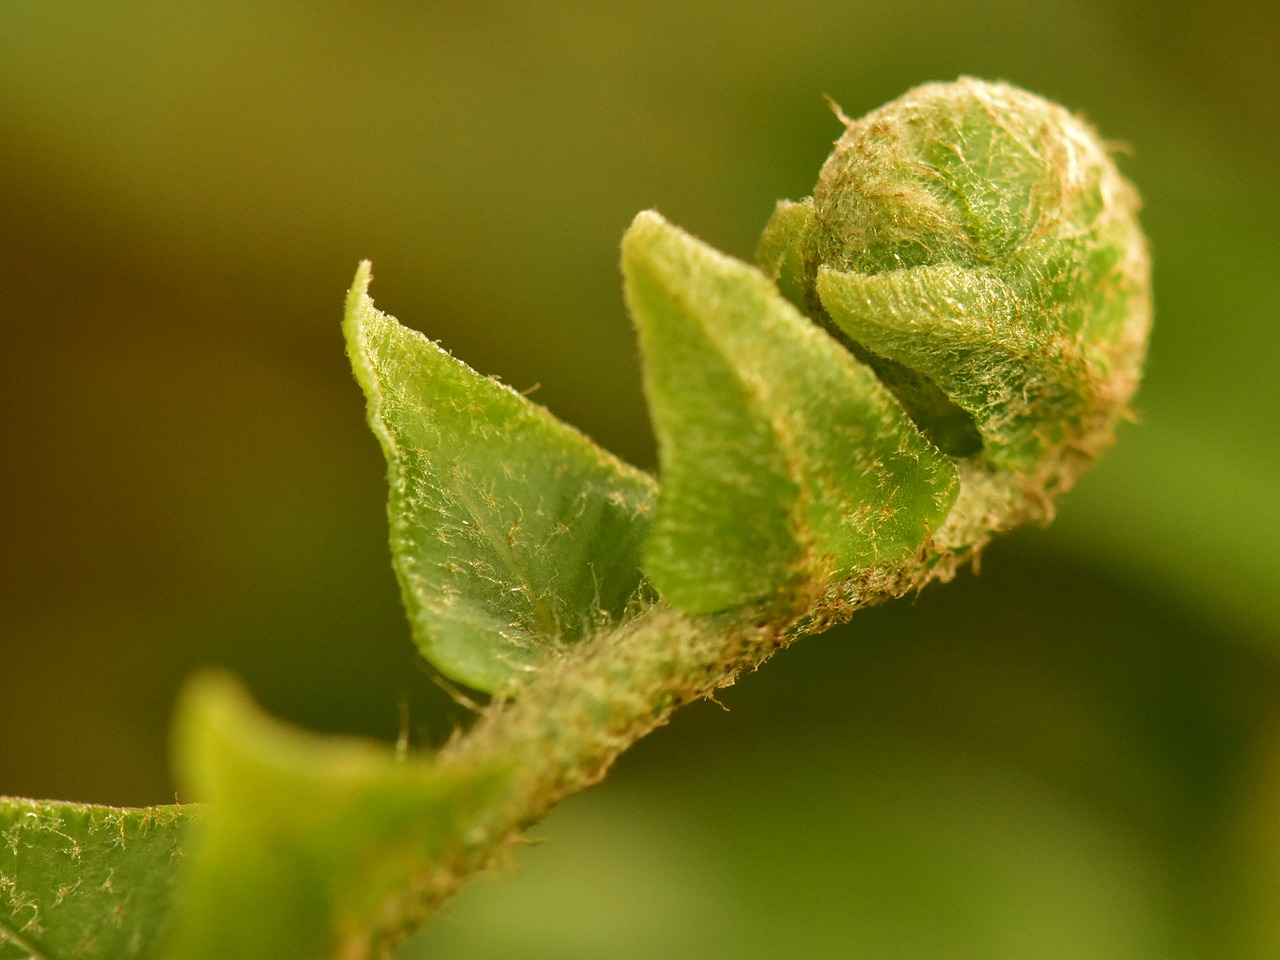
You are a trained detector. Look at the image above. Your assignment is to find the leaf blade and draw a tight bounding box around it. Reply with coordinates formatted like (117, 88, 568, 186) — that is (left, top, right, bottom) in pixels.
(0, 798, 190, 960)
(623, 212, 958, 614)
(344, 263, 656, 691)
(161, 672, 503, 960)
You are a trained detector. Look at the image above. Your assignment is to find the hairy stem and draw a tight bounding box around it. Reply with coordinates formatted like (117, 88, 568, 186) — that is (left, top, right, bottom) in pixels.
(413, 603, 784, 910)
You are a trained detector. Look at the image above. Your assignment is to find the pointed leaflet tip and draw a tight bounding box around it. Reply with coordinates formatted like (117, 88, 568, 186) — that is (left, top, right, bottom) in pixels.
(623, 212, 958, 615)
(343, 269, 656, 692)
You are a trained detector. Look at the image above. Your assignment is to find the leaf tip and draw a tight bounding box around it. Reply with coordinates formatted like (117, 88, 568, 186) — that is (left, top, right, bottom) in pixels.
(170, 668, 259, 805)
(621, 209, 683, 274)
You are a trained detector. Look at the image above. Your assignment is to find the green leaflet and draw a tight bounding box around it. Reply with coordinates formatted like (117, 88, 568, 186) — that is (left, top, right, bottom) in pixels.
(0, 798, 189, 960)
(622, 211, 959, 615)
(161, 673, 502, 960)
(344, 263, 657, 692)
(816, 263, 1094, 471)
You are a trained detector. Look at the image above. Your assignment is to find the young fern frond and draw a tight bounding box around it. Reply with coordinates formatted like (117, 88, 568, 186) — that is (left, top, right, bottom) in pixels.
(1, 78, 1150, 960)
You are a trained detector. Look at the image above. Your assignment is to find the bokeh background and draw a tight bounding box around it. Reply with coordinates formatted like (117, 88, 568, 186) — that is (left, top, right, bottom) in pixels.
(2, 2, 1277, 957)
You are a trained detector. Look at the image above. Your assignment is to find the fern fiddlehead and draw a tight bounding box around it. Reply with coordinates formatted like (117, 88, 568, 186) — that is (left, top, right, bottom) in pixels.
(2, 78, 1149, 960)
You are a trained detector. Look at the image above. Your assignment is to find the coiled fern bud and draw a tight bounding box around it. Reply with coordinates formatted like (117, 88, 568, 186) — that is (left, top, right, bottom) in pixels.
(759, 77, 1150, 524)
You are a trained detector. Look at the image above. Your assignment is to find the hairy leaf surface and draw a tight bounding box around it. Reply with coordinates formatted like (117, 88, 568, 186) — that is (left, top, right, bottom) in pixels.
(344, 263, 657, 692)
(816, 263, 1091, 471)
(623, 212, 959, 614)
(0, 798, 189, 960)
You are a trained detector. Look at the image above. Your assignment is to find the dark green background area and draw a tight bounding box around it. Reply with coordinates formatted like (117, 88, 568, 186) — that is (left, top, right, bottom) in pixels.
(1, 2, 1276, 957)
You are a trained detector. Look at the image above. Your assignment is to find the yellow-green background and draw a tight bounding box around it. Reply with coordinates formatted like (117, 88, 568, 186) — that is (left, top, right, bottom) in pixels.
(2, 2, 1277, 957)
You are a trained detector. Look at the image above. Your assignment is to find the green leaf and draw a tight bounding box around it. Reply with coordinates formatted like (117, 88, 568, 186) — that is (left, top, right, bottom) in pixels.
(815, 262, 1094, 471)
(0, 798, 189, 960)
(622, 211, 959, 615)
(343, 263, 657, 692)
(161, 672, 503, 960)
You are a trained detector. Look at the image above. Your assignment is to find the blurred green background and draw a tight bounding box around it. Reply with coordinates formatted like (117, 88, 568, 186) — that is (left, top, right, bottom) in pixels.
(1, 1, 1277, 957)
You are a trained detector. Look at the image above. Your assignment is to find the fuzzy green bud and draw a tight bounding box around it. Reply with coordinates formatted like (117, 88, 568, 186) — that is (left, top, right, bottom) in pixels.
(758, 77, 1151, 512)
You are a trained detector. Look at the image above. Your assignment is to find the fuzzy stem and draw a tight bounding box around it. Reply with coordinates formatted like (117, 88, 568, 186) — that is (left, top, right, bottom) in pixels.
(405, 603, 785, 913)
(398, 530, 978, 935)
